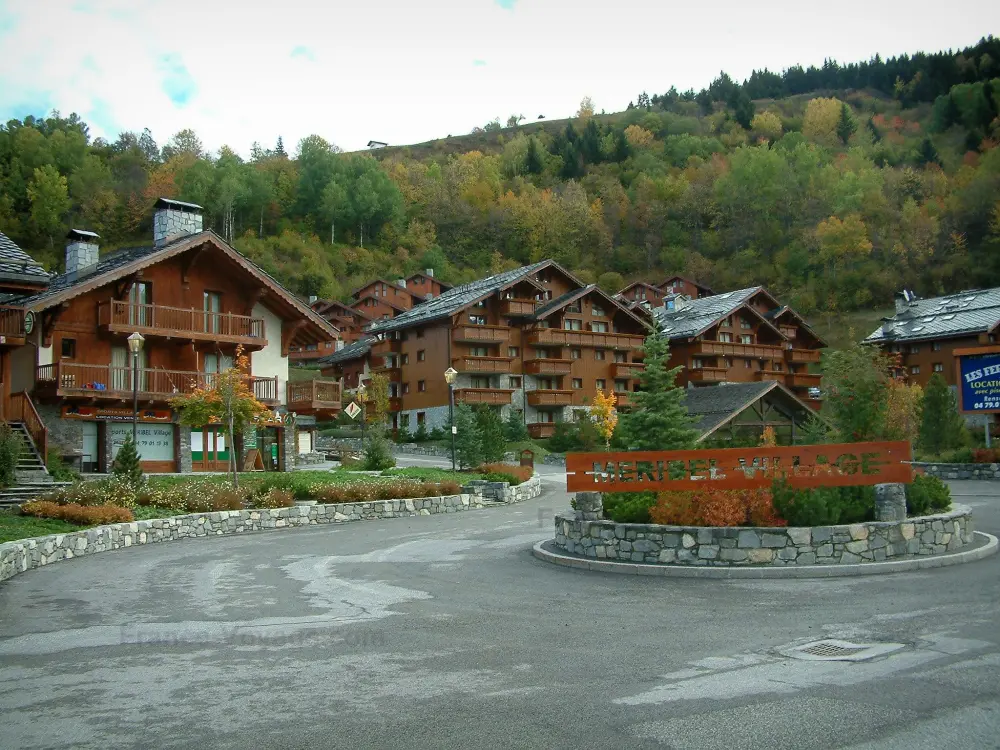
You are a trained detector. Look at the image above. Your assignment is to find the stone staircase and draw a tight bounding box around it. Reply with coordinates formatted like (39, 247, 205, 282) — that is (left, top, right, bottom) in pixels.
(0, 422, 70, 507)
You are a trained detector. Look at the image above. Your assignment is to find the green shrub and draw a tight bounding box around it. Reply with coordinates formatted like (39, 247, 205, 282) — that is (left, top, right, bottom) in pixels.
(906, 475, 952, 516)
(428, 426, 447, 441)
(771, 480, 875, 526)
(362, 430, 396, 470)
(475, 406, 507, 463)
(0, 423, 21, 488)
(46, 449, 79, 482)
(503, 410, 529, 442)
(413, 422, 429, 442)
(112, 434, 145, 488)
(603, 491, 657, 523)
(395, 427, 413, 444)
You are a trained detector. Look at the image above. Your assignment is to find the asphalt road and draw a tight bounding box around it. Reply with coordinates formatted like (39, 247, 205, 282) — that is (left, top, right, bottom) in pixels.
(0, 460, 998, 750)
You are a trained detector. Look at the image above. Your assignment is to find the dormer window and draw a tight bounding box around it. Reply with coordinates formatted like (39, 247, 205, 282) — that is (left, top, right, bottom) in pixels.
(469, 315, 487, 325)
(592, 304, 606, 317)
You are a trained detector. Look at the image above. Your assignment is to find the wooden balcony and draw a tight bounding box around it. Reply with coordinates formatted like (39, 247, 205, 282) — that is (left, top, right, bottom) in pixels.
(754, 369, 786, 383)
(35, 363, 279, 404)
(689, 340, 784, 359)
(610, 362, 645, 378)
(452, 356, 514, 374)
(527, 422, 556, 439)
(452, 325, 511, 344)
(0, 305, 26, 345)
(786, 372, 822, 389)
(527, 389, 573, 407)
(804, 397, 823, 411)
(286, 379, 342, 416)
(785, 348, 822, 364)
(453, 388, 514, 405)
(613, 391, 633, 408)
(371, 364, 402, 381)
(524, 358, 574, 375)
(686, 366, 728, 383)
(370, 338, 401, 357)
(97, 301, 266, 348)
(500, 298, 537, 316)
(526, 328, 645, 350)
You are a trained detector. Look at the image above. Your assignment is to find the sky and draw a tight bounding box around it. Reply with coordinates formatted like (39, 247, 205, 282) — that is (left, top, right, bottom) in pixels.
(0, 0, 996, 157)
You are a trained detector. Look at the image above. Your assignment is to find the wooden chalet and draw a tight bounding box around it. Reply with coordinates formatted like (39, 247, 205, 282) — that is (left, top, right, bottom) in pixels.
(657, 275, 713, 299)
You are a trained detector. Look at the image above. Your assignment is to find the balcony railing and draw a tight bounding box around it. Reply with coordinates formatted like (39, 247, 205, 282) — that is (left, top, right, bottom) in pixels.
(689, 340, 784, 359)
(35, 362, 278, 404)
(753, 370, 786, 383)
(454, 388, 514, 405)
(526, 328, 645, 350)
(527, 423, 556, 439)
(370, 338, 401, 357)
(452, 356, 514, 374)
(371, 364, 402, 381)
(609, 362, 645, 378)
(613, 391, 633, 408)
(785, 348, 822, 364)
(524, 358, 574, 375)
(286, 379, 342, 414)
(786, 372, 822, 389)
(500, 298, 537, 316)
(686, 366, 728, 383)
(452, 325, 511, 344)
(0, 305, 26, 342)
(527, 389, 573, 407)
(97, 301, 266, 346)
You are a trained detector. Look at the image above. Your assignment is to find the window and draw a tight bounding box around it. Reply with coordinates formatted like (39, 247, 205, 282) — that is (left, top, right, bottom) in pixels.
(402, 383, 410, 394)
(932, 342, 942, 351)
(692, 358, 703, 369)
(909, 344, 920, 354)
(615, 380, 628, 392)
(571, 348, 582, 360)
(535, 348, 551, 359)
(911, 366, 920, 375)
(594, 350, 606, 361)
(417, 350, 426, 361)
(474, 299, 487, 308)
(203, 290, 221, 334)
(595, 379, 606, 390)
(508, 376, 522, 388)
(566, 302, 582, 314)
(417, 412, 426, 425)
(508, 346, 520, 358)
(537, 377, 555, 390)
(418, 380, 426, 392)
(416, 328, 424, 338)
(637, 288, 647, 300)
(592, 304, 606, 317)
(590, 321, 609, 333)
(933, 363, 944, 372)
(61, 338, 76, 359)
(739, 335, 752, 344)
(772, 362, 782, 371)
(721, 316, 732, 327)
(724, 357, 732, 368)
(400, 413, 410, 428)
(572, 378, 583, 389)
(401, 353, 409, 365)
(564, 318, 583, 331)
(471, 376, 490, 388)
(469, 315, 487, 325)
(471, 346, 488, 357)
(614, 351, 626, 363)
(718, 332, 732, 343)
(745, 359, 752, 368)
(740, 319, 752, 330)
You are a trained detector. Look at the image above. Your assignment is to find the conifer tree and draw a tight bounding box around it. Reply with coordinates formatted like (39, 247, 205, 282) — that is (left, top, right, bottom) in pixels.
(112, 433, 145, 488)
(503, 409, 529, 442)
(618, 323, 699, 450)
(475, 406, 507, 463)
(525, 137, 544, 175)
(918, 374, 966, 455)
(453, 403, 484, 469)
(836, 102, 857, 144)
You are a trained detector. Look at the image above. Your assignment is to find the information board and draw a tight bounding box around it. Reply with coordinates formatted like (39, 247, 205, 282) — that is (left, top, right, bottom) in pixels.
(110, 424, 175, 461)
(958, 350, 1000, 413)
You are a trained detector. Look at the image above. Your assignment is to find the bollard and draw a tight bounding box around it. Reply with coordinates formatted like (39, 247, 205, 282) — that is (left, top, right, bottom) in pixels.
(874, 483, 907, 521)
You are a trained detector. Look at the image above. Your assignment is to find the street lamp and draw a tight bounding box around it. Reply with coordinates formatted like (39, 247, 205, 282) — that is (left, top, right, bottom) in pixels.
(357, 380, 367, 448)
(444, 367, 458, 471)
(127, 332, 145, 443)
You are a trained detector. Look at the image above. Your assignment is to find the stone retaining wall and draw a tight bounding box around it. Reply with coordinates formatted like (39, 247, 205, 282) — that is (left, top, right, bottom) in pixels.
(317, 437, 516, 462)
(541, 453, 567, 467)
(914, 461, 1000, 480)
(554, 504, 974, 567)
(0, 476, 541, 584)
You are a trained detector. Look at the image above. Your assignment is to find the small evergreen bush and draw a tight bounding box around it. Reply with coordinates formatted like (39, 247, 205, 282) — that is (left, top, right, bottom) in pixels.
(0, 423, 22, 488)
(112, 434, 145, 488)
(362, 430, 396, 471)
(906, 475, 952, 516)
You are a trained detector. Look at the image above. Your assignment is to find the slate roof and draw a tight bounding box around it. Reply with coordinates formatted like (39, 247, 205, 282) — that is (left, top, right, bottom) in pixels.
(532, 286, 590, 319)
(652, 287, 762, 339)
(367, 261, 551, 334)
(682, 381, 814, 439)
(317, 336, 373, 366)
(0, 230, 52, 286)
(864, 288, 1000, 344)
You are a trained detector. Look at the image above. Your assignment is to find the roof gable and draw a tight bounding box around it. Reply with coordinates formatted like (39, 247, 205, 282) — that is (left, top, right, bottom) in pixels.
(684, 381, 819, 440)
(0, 230, 51, 287)
(866, 287, 1000, 344)
(533, 284, 648, 328)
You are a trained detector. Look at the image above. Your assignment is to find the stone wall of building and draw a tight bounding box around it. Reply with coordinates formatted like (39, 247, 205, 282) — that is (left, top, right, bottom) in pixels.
(914, 462, 1000, 481)
(0, 475, 540, 584)
(553, 504, 975, 566)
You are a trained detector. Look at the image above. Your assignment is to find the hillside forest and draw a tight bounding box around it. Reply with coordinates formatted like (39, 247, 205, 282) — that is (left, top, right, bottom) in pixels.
(1, 36, 1000, 320)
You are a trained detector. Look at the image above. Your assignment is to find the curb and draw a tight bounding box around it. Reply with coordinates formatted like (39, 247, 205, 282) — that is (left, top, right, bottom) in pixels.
(532, 531, 999, 579)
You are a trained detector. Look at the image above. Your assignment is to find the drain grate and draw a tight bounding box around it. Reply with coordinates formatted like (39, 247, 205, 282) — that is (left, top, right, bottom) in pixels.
(779, 639, 906, 662)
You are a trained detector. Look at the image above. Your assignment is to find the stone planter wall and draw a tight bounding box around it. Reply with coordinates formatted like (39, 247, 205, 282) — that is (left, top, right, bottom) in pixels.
(0, 475, 540, 584)
(553, 504, 974, 567)
(913, 462, 1000, 480)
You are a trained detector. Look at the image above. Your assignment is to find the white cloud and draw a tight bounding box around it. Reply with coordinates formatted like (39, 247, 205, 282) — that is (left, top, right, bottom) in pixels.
(0, 0, 995, 157)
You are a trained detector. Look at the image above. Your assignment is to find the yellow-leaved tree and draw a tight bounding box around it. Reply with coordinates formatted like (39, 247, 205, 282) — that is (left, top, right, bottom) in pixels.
(589, 390, 618, 450)
(170, 345, 270, 489)
(802, 97, 845, 145)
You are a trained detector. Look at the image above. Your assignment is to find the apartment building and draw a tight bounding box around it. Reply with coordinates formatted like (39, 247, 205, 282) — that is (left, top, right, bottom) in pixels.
(321, 261, 648, 438)
(3, 199, 341, 473)
(653, 287, 825, 408)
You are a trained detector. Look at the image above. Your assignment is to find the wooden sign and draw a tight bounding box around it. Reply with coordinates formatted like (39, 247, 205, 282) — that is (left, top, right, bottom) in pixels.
(243, 449, 265, 472)
(565, 441, 913, 493)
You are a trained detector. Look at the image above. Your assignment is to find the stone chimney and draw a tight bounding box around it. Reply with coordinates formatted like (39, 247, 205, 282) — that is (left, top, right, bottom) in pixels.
(153, 197, 204, 247)
(308, 295, 318, 304)
(425, 268, 434, 278)
(65, 229, 100, 275)
(397, 278, 407, 288)
(894, 290, 915, 315)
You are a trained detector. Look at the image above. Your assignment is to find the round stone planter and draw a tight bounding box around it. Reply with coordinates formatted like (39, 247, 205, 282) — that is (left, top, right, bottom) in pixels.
(552, 504, 974, 567)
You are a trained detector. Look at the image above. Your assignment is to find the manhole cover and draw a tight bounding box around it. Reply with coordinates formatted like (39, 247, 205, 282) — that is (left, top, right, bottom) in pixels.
(778, 639, 906, 662)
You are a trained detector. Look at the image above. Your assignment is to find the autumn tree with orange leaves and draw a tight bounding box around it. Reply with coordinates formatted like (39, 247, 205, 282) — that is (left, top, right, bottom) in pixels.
(589, 389, 618, 450)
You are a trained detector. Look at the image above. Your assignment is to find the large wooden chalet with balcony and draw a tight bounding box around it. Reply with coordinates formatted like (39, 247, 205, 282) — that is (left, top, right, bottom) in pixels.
(0, 199, 341, 475)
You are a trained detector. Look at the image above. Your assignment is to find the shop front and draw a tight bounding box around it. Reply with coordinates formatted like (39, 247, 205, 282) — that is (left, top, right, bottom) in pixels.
(60, 405, 178, 473)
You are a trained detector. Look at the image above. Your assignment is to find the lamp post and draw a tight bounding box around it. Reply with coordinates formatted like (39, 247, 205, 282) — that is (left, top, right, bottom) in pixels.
(127, 332, 145, 443)
(357, 381, 367, 448)
(444, 367, 458, 471)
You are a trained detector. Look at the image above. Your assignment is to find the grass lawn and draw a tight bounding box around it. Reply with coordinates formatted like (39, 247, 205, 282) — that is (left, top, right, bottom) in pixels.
(0, 509, 83, 544)
(380, 467, 484, 482)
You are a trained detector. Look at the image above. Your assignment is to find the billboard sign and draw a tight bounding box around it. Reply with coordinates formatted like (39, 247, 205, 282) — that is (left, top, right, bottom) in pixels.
(958, 350, 1000, 413)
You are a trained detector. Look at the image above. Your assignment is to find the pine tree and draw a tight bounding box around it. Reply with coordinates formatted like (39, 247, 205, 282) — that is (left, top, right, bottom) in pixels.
(836, 102, 857, 144)
(453, 403, 483, 469)
(475, 406, 507, 462)
(112, 433, 145, 488)
(918, 374, 965, 455)
(525, 137, 544, 175)
(618, 323, 699, 450)
(503, 409, 529, 441)
(274, 136, 287, 158)
(917, 136, 940, 165)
